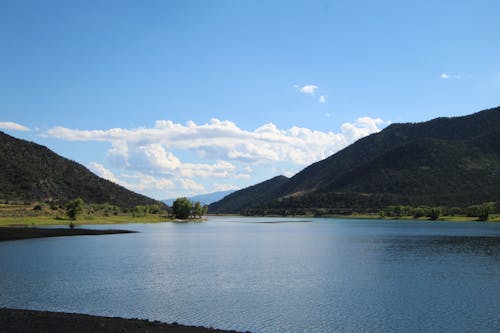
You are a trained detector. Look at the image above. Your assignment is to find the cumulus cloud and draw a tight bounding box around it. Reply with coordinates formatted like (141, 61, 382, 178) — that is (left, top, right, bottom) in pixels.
(296, 84, 318, 95)
(341, 117, 387, 142)
(47, 117, 388, 197)
(120, 172, 204, 194)
(47, 117, 388, 167)
(176, 178, 206, 193)
(0, 121, 30, 131)
(319, 95, 326, 103)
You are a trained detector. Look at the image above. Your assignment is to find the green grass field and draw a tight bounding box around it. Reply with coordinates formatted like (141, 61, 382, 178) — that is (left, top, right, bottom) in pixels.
(0, 202, 177, 227)
(0, 214, 176, 227)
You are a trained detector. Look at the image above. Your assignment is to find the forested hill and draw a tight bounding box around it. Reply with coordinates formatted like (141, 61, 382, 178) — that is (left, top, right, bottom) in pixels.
(209, 106, 500, 214)
(0, 131, 160, 208)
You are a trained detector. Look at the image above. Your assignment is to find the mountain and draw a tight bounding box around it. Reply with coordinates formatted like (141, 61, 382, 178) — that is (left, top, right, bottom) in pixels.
(208, 176, 289, 213)
(209, 106, 500, 214)
(162, 190, 236, 206)
(0, 131, 161, 208)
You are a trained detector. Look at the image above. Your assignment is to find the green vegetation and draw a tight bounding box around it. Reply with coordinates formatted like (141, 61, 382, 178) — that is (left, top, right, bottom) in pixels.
(66, 198, 84, 220)
(0, 200, 174, 227)
(477, 202, 494, 221)
(172, 197, 208, 219)
(236, 202, 500, 222)
(0, 131, 162, 208)
(209, 107, 500, 214)
(172, 197, 192, 219)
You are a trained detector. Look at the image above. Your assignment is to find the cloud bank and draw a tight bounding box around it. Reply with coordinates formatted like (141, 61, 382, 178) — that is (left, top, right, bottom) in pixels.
(48, 117, 388, 197)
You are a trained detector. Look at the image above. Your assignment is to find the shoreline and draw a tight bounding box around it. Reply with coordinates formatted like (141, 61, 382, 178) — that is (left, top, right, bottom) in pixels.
(0, 308, 247, 333)
(208, 213, 499, 222)
(0, 227, 136, 242)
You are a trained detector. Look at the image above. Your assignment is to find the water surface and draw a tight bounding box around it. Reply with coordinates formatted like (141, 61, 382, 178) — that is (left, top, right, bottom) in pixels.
(1, 217, 499, 332)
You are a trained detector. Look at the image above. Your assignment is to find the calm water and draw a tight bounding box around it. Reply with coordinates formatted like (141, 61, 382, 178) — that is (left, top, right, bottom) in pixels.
(1, 217, 500, 332)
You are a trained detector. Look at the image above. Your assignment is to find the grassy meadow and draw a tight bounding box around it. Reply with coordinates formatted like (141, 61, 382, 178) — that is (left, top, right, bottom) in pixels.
(0, 201, 174, 227)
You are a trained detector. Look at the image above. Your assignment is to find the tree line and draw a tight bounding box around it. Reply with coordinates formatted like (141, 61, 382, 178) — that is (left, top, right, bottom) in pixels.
(241, 201, 499, 221)
(380, 202, 497, 221)
(40, 197, 208, 221)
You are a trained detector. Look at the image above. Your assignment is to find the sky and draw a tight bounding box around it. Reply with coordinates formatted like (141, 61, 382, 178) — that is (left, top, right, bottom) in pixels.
(1, 0, 500, 200)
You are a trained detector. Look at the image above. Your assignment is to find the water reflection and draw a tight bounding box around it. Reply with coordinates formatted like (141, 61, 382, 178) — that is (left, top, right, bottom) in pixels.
(1, 218, 499, 333)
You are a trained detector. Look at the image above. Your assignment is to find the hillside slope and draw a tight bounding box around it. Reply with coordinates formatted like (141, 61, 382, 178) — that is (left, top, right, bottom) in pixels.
(209, 176, 289, 213)
(0, 131, 160, 208)
(210, 106, 500, 213)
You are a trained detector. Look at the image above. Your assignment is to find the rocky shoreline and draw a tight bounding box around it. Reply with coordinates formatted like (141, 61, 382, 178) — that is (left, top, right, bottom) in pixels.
(0, 308, 248, 333)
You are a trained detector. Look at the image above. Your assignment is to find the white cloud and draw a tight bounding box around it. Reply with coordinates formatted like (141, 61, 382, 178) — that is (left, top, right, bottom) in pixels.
(213, 183, 240, 192)
(440, 73, 461, 79)
(47, 117, 388, 197)
(340, 117, 388, 142)
(177, 178, 206, 193)
(89, 163, 179, 194)
(89, 162, 119, 183)
(297, 84, 318, 95)
(0, 121, 30, 131)
(47, 117, 388, 167)
(319, 95, 326, 103)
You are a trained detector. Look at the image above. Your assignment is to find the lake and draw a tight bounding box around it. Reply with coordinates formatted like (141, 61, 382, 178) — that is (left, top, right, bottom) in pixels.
(1, 217, 500, 332)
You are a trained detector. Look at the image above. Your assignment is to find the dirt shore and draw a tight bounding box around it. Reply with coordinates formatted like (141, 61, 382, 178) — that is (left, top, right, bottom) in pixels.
(0, 227, 136, 242)
(0, 308, 248, 333)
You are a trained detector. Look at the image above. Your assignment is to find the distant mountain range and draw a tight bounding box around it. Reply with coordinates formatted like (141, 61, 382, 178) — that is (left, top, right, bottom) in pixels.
(162, 190, 236, 206)
(0, 131, 161, 208)
(209, 106, 500, 214)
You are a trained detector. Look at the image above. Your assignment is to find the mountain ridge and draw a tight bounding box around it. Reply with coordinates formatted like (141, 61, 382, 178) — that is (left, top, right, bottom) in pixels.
(209, 106, 500, 214)
(0, 131, 161, 208)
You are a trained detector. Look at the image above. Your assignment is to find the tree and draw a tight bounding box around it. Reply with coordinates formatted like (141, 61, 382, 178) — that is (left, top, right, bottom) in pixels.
(202, 205, 209, 216)
(412, 207, 425, 218)
(66, 198, 84, 220)
(133, 205, 147, 217)
(172, 197, 193, 219)
(478, 202, 494, 221)
(193, 201, 203, 218)
(148, 204, 160, 214)
(428, 207, 441, 221)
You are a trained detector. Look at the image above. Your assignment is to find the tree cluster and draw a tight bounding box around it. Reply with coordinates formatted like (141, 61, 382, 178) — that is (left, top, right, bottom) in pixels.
(172, 197, 208, 219)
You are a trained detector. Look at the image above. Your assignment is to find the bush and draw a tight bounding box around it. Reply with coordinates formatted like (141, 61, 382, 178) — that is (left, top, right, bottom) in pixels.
(428, 207, 441, 220)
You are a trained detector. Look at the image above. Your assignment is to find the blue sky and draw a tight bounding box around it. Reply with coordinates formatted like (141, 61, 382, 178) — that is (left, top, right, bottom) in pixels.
(1, 0, 500, 199)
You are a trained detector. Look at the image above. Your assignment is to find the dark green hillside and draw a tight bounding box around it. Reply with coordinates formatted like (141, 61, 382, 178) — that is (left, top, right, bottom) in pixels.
(209, 175, 289, 213)
(0, 131, 160, 208)
(210, 106, 500, 213)
(278, 106, 500, 197)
